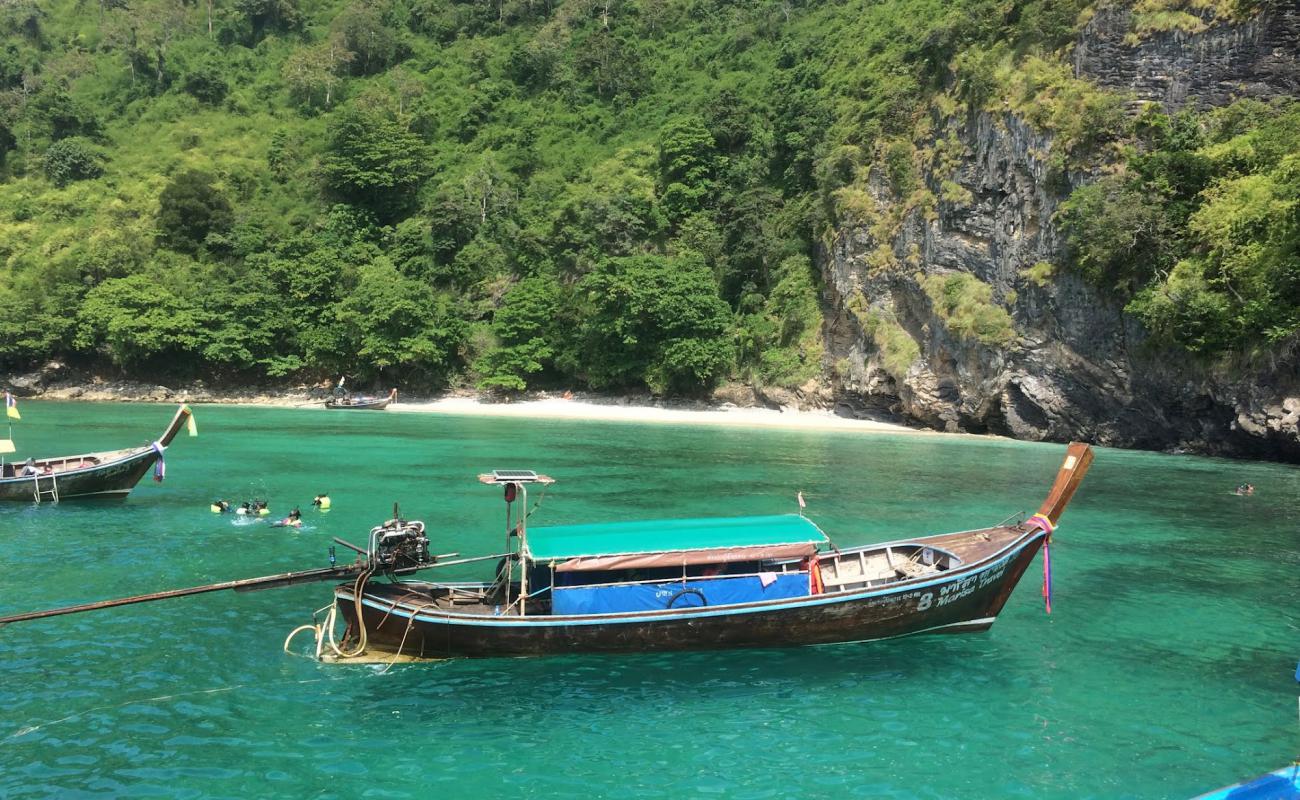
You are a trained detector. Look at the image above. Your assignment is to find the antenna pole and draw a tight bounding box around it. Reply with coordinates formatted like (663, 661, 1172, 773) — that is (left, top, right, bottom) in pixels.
(519, 484, 529, 617)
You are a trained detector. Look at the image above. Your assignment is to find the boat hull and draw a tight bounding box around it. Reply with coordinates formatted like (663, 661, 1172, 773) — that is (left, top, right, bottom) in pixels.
(324, 399, 391, 410)
(336, 530, 1046, 659)
(0, 448, 158, 502)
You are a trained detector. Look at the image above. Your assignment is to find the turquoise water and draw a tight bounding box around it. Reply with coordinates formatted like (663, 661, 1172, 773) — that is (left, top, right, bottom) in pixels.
(1, 402, 1297, 799)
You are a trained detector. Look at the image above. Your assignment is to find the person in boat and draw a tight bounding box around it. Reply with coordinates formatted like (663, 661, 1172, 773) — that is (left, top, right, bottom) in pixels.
(211, 500, 232, 513)
(19, 458, 37, 477)
(312, 493, 331, 510)
(274, 507, 303, 528)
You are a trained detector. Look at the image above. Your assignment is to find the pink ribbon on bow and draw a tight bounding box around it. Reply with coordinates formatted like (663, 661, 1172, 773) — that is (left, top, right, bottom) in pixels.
(1027, 513, 1056, 614)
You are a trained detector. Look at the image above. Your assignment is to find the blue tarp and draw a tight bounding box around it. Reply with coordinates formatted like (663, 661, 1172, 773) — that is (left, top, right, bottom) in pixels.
(551, 573, 809, 615)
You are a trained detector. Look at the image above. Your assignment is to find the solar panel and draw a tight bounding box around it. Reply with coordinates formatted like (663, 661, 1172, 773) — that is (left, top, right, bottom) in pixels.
(477, 470, 555, 485)
(493, 470, 538, 481)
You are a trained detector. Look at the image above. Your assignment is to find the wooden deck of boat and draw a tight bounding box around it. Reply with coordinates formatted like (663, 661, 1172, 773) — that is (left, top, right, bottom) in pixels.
(919, 525, 1025, 562)
(362, 583, 502, 616)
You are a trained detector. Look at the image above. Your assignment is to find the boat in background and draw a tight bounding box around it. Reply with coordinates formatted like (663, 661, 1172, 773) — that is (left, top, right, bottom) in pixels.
(0, 404, 194, 502)
(325, 388, 396, 410)
(319, 443, 1094, 660)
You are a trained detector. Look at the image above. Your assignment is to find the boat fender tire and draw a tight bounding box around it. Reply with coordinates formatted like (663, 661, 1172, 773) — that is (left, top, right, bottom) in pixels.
(666, 588, 707, 609)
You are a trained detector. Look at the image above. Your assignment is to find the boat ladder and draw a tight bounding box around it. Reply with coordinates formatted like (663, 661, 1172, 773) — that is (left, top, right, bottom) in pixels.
(32, 473, 59, 503)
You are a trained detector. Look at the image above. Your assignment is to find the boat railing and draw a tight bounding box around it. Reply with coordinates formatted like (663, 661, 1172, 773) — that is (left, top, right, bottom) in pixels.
(553, 566, 808, 591)
(39, 455, 104, 473)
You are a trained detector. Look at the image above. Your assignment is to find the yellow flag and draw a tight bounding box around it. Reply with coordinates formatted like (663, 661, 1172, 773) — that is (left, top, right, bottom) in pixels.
(185, 407, 197, 437)
(5, 392, 18, 420)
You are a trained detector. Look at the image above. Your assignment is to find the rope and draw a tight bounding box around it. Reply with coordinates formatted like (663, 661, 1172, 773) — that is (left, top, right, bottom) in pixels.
(323, 604, 345, 657)
(527, 483, 550, 518)
(335, 567, 373, 658)
(282, 624, 321, 659)
(377, 602, 434, 675)
(282, 601, 349, 661)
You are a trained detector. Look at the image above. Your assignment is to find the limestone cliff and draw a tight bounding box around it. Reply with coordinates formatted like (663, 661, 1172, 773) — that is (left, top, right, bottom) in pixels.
(821, 2, 1300, 461)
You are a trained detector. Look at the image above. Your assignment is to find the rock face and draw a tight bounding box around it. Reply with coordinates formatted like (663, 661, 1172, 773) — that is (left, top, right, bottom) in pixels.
(1074, 0, 1300, 110)
(821, 7, 1300, 462)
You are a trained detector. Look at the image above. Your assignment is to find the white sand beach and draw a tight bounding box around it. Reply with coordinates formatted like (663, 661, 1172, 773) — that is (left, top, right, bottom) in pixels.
(389, 396, 921, 434)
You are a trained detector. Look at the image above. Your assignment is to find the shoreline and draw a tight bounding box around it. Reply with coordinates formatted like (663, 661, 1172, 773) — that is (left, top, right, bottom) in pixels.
(13, 376, 925, 435)
(387, 396, 923, 433)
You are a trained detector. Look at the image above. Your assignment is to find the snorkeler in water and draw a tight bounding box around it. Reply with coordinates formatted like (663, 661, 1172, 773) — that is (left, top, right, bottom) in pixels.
(273, 507, 303, 528)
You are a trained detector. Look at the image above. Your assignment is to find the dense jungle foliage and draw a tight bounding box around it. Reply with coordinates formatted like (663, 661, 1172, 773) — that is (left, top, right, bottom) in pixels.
(1059, 100, 1300, 357)
(0, 0, 1293, 393)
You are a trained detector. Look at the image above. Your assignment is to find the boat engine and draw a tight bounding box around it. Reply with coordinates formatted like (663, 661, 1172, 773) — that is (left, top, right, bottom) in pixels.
(368, 519, 434, 571)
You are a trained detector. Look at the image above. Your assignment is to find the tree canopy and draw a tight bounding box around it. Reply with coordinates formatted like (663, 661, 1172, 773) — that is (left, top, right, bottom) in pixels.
(0, 0, 1292, 397)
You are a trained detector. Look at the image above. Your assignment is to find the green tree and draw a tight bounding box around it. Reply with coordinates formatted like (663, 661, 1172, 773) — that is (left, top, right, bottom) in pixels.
(75, 273, 208, 368)
(333, 4, 403, 76)
(157, 170, 234, 253)
(230, 0, 301, 44)
(180, 56, 229, 104)
(332, 261, 467, 381)
(282, 34, 354, 109)
(657, 115, 718, 225)
(43, 137, 104, 185)
(475, 275, 562, 392)
(551, 148, 666, 273)
(579, 253, 734, 394)
(1058, 176, 1168, 294)
(322, 105, 430, 220)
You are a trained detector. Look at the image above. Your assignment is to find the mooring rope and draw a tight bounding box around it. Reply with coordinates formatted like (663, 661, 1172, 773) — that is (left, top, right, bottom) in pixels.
(335, 567, 373, 658)
(377, 602, 435, 675)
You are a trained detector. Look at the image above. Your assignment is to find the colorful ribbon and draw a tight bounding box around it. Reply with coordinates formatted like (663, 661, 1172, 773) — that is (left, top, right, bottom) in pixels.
(151, 441, 165, 482)
(1026, 513, 1055, 535)
(1041, 540, 1053, 614)
(1026, 513, 1056, 614)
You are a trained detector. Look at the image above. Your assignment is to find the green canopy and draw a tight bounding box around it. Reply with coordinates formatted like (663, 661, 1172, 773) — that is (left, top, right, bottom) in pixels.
(525, 514, 829, 570)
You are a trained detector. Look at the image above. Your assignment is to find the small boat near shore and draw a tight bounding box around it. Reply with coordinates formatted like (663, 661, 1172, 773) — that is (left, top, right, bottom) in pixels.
(0, 404, 194, 502)
(316, 442, 1093, 661)
(325, 389, 396, 410)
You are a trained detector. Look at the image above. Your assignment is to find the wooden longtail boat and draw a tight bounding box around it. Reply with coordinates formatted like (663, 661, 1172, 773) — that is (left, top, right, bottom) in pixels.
(324, 388, 396, 410)
(0, 442, 1092, 664)
(0, 405, 193, 503)
(324, 443, 1094, 660)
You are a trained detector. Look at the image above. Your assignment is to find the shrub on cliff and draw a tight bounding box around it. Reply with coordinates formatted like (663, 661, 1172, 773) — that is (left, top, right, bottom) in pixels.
(921, 272, 1018, 347)
(43, 137, 104, 186)
(1062, 100, 1300, 356)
